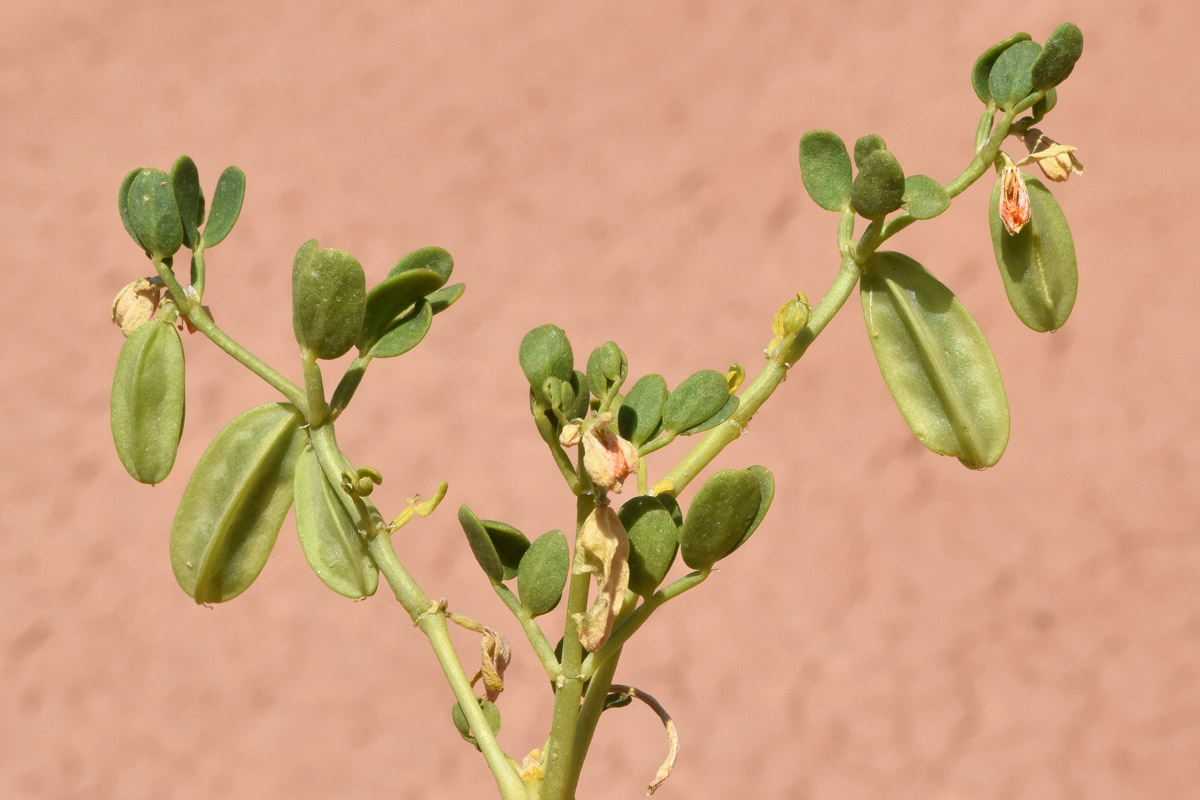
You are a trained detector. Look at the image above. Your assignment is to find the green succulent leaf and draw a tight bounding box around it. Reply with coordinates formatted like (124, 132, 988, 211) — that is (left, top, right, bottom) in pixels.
(679, 468, 768, 570)
(458, 505, 531, 583)
(125, 168, 184, 258)
(517, 529, 570, 616)
(678, 393, 738, 436)
(292, 239, 367, 360)
(368, 299, 433, 359)
(198, 166, 245, 248)
(901, 175, 950, 220)
(519, 324, 574, 405)
(971, 32, 1032, 103)
(388, 246, 454, 284)
(988, 39, 1042, 111)
(110, 320, 185, 485)
(1031, 22, 1083, 91)
(989, 175, 1078, 332)
(661, 370, 732, 435)
(860, 251, 1010, 469)
(586, 341, 628, 405)
(617, 495, 679, 597)
(169, 156, 205, 249)
(170, 403, 306, 603)
(799, 129, 853, 212)
(853, 134, 888, 169)
(851, 149, 906, 220)
(428, 282, 466, 315)
(118, 167, 141, 248)
(617, 374, 668, 446)
(358, 268, 445, 352)
(293, 446, 378, 599)
(451, 698, 501, 752)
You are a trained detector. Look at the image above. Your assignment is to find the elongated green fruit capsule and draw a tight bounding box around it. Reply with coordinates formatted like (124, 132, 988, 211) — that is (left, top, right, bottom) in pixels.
(111, 320, 185, 485)
(293, 447, 379, 599)
(170, 403, 305, 603)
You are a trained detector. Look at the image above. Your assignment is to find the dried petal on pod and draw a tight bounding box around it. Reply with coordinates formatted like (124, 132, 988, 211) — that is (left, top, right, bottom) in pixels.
(111, 278, 162, 336)
(580, 413, 639, 493)
(572, 504, 630, 652)
(998, 163, 1032, 235)
(1018, 129, 1084, 183)
(476, 627, 511, 701)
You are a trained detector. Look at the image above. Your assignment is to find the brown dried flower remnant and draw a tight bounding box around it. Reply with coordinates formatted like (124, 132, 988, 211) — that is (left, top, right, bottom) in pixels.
(111, 278, 161, 336)
(998, 159, 1032, 235)
(571, 504, 630, 652)
(1020, 128, 1084, 183)
(560, 412, 639, 493)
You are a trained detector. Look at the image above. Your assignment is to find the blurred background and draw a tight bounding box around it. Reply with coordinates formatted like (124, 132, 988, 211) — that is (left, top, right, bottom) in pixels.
(3, 1, 1197, 798)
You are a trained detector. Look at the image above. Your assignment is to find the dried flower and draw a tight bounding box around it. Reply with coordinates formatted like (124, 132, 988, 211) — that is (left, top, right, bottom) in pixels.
(110, 278, 161, 336)
(572, 504, 630, 651)
(560, 412, 639, 493)
(1019, 128, 1083, 183)
(998, 160, 1032, 235)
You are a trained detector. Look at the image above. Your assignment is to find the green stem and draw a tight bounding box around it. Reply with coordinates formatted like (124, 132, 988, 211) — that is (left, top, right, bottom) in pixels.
(151, 257, 307, 411)
(301, 349, 328, 428)
(658, 254, 863, 496)
(540, 496, 596, 800)
(560, 638, 624, 799)
(307, 423, 526, 800)
(493, 583, 563, 682)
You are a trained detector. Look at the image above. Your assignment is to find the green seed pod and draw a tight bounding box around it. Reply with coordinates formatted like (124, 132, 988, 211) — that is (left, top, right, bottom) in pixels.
(679, 468, 770, 570)
(586, 341, 628, 405)
(617, 374, 668, 446)
(292, 239, 367, 360)
(851, 149, 906, 220)
(458, 505, 531, 583)
(988, 39, 1042, 111)
(170, 403, 306, 603)
(661, 370, 733, 435)
(110, 319, 185, 485)
(388, 246, 454, 284)
(989, 175, 1078, 332)
(1031, 23, 1083, 91)
(451, 698, 501, 752)
(799, 129, 852, 212)
(860, 251, 1010, 469)
(358, 268, 444, 353)
(169, 156, 205, 250)
(852, 134, 887, 169)
(519, 324, 574, 405)
(900, 175, 950, 220)
(293, 446, 378, 599)
(369, 300, 433, 359)
(971, 32, 1033, 104)
(124, 168, 184, 259)
(517, 529, 569, 616)
(617, 495, 678, 597)
(200, 166, 245, 248)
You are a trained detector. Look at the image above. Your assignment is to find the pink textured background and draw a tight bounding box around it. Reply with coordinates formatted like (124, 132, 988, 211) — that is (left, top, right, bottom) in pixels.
(3, 2, 1197, 798)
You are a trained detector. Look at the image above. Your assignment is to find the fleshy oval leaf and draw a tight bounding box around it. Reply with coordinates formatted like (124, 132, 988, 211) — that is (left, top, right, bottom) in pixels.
(110, 320, 185, 485)
(387, 246, 454, 284)
(1031, 22, 1083, 91)
(799, 129, 852, 212)
(482, 519, 532, 581)
(170, 156, 205, 249)
(851, 149, 905, 220)
(517, 529, 569, 616)
(860, 251, 1010, 469)
(988, 39, 1042, 111)
(661, 370, 731, 435)
(170, 403, 306, 603)
(358, 268, 445, 351)
(586, 341, 628, 405)
(853, 134, 887, 169)
(294, 446, 378, 599)
(971, 32, 1033, 103)
(200, 166, 245, 248)
(617, 496, 679, 597)
(617, 374, 668, 446)
(679, 469, 765, 570)
(457, 506, 531, 583)
(901, 175, 950, 220)
(989, 175, 1078, 332)
(369, 299, 433, 359)
(292, 239, 367, 360)
(126, 168, 184, 258)
(428, 282, 466, 315)
(519, 324, 574, 404)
